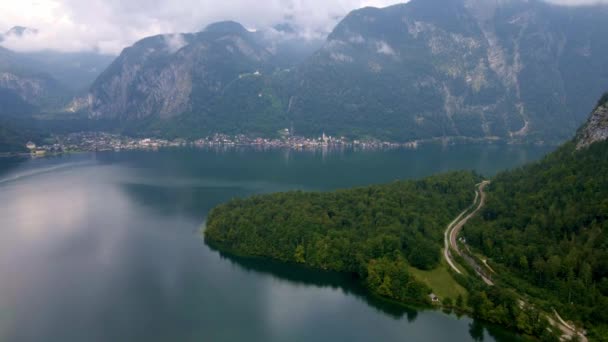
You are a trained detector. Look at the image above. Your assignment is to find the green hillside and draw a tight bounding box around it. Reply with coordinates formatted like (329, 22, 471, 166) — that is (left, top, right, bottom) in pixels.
(464, 106, 608, 338)
(205, 171, 480, 304)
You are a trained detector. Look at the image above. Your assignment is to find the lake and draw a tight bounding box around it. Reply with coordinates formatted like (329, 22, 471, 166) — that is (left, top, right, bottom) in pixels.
(0, 144, 553, 342)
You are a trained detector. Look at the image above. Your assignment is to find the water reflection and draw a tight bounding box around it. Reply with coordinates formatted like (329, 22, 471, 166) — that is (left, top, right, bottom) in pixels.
(207, 243, 420, 321)
(120, 183, 245, 218)
(0, 156, 26, 175)
(0, 147, 551, 342)
(206, 244, 526, 342)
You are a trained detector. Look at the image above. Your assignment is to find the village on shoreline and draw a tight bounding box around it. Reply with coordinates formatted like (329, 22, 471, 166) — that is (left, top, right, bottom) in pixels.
(3, 127, 526, 158)
(18, 130, 424, 157)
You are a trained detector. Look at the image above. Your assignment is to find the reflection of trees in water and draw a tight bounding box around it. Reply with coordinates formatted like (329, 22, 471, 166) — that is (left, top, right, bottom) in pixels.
(206, 241, 419, 321)
(469, 319, 527, 342)
(207, 242, 523, 342)
(470, 320, 485, 341)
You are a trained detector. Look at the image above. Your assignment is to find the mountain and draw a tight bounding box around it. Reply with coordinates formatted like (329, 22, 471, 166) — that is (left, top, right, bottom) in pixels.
(0, 122, 30, 152)
(0, 26, 39, 41)
(289, 0, 608, 142)
(0, 26, 115, 92)
(78, 21, 309, 137)
(261, 23, 325, 67)
(0, 46, 69, 112)
(0, 84, 47, 152)
(17, 51, 115, 92)
(0, 118, 47, 152)
(0, 41, 109, 147)
(80, 0, 608, 143)
(463, 93, 608, 337)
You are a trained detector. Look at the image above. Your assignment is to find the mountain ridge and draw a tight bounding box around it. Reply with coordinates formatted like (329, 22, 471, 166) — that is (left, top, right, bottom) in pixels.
(74, 0, 608, 143)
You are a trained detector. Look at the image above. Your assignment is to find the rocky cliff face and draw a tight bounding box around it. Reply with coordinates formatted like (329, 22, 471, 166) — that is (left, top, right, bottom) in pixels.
(290, 1, 518, 140)
(0, 46, 69, 111)
(0, 72, 57, 106)
(576, 94, 608, 149)
(1, 26, 114, 92)
(289, 0, 608, 141)
(82, 0, 608, 142)
(84, 21, 278, 122)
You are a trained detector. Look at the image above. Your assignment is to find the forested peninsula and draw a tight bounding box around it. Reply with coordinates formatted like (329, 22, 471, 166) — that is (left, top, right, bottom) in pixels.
(206, 171, 479, 304)
(205, 172, 558, 339)
(205, 95, 608, 340)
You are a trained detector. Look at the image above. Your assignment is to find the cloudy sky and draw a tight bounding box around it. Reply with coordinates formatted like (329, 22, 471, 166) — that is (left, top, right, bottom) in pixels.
(0, 0, 605, 55)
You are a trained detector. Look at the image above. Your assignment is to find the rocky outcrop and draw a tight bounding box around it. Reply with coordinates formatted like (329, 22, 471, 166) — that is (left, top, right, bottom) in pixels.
(576, 94, 608, 149)
(0, 72, 51, 104)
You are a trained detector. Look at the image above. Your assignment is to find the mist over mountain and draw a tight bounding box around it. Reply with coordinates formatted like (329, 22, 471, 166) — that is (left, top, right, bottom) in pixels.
(0, 45, 70, 111)
(290, 0, 608, 142)
(73, 0, 608, 143)
(0, 26, 115, 91)
(0, 0, 607, 145)
(0, 26, 39, 40)
(66, 21, 319, 138)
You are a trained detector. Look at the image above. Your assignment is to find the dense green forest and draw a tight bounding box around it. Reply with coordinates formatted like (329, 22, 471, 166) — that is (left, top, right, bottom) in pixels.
(206, 171, 480, 304)
(0, 118, 49, 152)
(0, 122, 28, 152)
(460, 97, 608, 339)
(464, 140, 608, 338)
(0, 114, 107, 153)
(205, 169, 558, 338)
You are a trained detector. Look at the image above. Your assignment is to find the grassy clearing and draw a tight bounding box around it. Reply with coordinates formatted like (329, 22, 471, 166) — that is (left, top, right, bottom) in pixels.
(409, 258, 468, 302)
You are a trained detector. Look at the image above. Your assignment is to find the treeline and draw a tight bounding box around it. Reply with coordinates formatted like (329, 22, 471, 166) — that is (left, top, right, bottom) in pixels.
(0, 118, 49, 152)
(464, 139, 608, 338)
(449, 262, 557, 340)
(206, 171, 480, 304)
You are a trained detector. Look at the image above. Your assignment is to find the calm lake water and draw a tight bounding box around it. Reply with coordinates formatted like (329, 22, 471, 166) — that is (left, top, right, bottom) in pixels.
(0, 144, 553, 342)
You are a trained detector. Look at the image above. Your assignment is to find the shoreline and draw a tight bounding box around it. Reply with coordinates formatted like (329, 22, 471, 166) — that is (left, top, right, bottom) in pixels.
(2, 132, 557, 157)
(204, 236, 535, 341)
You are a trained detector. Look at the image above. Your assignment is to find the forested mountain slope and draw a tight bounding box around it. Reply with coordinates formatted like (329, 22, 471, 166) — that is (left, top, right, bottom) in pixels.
(464, 94, 608, 338)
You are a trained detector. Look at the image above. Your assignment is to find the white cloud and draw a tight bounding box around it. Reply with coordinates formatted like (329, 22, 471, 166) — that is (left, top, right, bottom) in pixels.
(376, 40, 396, 55)
(0, 0, 398, 54)
(164, 34, 188, 53)
(349, 34, 366, 44)
(548, 0, 608, 4)
(0, 0, 605, 55)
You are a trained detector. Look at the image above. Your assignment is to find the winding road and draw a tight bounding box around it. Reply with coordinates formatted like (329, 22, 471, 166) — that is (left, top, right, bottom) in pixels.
(443, 180, 492, 285)
(442, 180, 587, 341)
